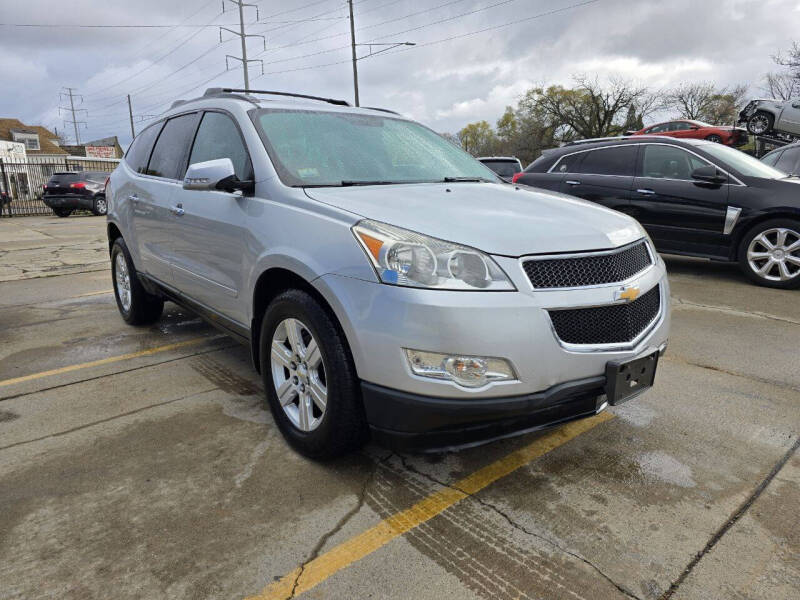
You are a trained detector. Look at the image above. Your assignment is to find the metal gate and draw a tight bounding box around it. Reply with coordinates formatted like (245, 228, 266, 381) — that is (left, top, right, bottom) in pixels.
(0, 157, 120, 216)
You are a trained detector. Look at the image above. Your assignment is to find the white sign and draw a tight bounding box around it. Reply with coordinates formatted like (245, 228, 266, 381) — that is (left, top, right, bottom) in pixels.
(86, 146, 116, 158)
(0, 140, 26, 157)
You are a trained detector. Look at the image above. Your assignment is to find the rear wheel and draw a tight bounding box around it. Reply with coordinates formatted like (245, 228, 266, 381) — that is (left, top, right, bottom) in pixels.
(111, 238, 164, 324)
(705, 134, 723, 143)
(53, 208, 72, 218)
(747, 111, 774, 136)
(259, 289, 368, 458)
(738, 219, 800, 289)
(93, 196, 108, 216)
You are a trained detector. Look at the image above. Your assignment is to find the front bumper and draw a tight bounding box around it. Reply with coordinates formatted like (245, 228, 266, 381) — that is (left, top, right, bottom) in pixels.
(43, 195, 95, 210)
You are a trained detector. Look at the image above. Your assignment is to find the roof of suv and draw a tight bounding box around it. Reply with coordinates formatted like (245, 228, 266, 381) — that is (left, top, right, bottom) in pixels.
(543, 135, 710, 158)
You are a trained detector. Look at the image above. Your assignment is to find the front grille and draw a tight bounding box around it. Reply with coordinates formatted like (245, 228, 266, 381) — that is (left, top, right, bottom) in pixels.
(548, 285, 661, 345)
(523, 240, 652, 289)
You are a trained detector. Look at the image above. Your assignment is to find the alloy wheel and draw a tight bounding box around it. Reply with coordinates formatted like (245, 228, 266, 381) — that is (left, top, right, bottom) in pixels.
(749, 114, 770, 135)
(270, 318, 328, 432)
(96, 198, 107, 215)
(747, 227, 800, 282)
(114, 252, 132, 311)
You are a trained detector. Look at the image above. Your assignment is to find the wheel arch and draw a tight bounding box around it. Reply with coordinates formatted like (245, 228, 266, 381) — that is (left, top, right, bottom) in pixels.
(729, 209, 800, 260)
(107, 222, 122, 254)
(250, 267, 356, 376)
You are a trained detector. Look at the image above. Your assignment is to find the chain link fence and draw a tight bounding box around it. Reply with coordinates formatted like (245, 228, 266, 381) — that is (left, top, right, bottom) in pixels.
(0, 157, 120, 216)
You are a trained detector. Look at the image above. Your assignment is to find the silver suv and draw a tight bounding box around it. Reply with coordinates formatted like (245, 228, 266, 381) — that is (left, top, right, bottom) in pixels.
(107, 88, 670, 457)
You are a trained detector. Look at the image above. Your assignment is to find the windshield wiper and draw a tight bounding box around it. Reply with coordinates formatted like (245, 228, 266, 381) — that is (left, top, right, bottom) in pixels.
(340, 180, 401, 186)
(442, 176, 493, 183)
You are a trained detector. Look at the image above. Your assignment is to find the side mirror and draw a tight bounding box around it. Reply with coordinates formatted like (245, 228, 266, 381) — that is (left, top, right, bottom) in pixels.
(183, 158, 254, 194)
(691, 165, 727, 185)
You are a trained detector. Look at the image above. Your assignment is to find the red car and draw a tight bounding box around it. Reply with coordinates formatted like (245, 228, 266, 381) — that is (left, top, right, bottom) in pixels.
(632, 120, 748, 146)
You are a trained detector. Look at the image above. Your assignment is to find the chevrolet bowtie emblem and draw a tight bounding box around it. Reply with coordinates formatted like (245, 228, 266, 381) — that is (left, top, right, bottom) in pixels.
(616, 286, 640, 302)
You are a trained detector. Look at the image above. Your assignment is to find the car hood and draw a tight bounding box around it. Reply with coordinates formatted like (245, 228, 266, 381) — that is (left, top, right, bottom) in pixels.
(304, 182, 644, 256)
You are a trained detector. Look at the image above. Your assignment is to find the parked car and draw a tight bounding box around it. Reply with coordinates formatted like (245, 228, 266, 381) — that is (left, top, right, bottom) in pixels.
(516, 136, 800, 289)
(631, 120, 748, 146)
(739, 98, 800, 138)
(107, 87, 670, 457)
(760, 142, 800, 176)
(477, 156, 523, 180)
(43, 171, 109, 217)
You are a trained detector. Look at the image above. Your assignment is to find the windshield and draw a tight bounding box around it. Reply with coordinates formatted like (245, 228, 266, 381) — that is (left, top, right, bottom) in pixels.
(254, 109, 498, 187)
(700, 143, 787, 179)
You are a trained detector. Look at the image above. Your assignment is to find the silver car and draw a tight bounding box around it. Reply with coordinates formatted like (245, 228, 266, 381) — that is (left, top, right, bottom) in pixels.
(740, 98, 800, 138)
(107, 88, 670, 457)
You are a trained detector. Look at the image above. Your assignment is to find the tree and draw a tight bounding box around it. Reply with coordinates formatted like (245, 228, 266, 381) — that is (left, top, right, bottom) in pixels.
(496, 107, 519, 146)
(762, 71, 799, 100)
(773, 42, 800, 81)
(664, 82, 748, 125)
(457, 120, 498, 156)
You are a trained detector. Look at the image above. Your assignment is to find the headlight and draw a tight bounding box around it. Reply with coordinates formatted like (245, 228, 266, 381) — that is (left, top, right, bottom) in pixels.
(353, 219, 515, 291)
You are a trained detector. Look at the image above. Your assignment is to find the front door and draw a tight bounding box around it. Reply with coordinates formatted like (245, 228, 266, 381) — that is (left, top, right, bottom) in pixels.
(169, 111, 254, 325)
(630, 143, 730, 257)
(776, 101, 800, 135)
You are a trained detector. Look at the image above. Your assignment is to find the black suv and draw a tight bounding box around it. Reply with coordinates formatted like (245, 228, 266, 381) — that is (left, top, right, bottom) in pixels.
(516, 137, 800, 288)
(43, 171, 109, 217)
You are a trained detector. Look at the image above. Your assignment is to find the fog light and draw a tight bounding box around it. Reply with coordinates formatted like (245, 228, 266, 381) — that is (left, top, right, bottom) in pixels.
(404, 349, 516, 388)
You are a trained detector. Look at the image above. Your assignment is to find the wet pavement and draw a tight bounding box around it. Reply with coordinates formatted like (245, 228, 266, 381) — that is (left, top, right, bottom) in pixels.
(0, 216, 798, 599)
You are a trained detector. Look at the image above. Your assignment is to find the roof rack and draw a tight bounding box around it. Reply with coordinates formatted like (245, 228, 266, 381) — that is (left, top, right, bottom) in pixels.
(361, 106, 399, 115)
(205, 88, 350, 107)
(564, 135, 665, 146)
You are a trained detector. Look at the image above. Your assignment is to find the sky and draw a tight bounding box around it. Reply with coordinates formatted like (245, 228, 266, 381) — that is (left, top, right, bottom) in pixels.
(0, 0, 798, 148)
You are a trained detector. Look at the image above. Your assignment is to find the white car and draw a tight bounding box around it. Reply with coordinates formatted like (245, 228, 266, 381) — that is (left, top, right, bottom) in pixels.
(740, 98, 800, 138)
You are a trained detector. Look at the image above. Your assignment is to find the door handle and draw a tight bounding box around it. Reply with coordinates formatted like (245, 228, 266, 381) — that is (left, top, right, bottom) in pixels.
(565, 180, 581, 186)
(636, 188, 655, 195)
(170, 203, 185, 217)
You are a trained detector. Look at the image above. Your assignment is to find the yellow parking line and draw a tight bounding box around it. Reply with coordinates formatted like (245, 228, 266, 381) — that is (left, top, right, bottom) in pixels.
(0, 337, 212, 388)
(246, 411, 615, 600)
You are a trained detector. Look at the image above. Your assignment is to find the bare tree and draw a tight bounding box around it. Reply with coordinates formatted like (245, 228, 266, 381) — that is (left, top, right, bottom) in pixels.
(762, 71, 799, 100)
(773, 42, 800, 80)
(663, 82, 717, 120)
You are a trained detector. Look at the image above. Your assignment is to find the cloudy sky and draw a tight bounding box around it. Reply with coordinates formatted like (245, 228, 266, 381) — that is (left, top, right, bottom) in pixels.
(1, 0, 797, 147)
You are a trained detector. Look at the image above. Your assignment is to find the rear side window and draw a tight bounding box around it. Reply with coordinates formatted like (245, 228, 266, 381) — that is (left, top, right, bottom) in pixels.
(577, 146, 637, 176)
(552, 152, 584, 173)
(146, 113, 200, 179)
(125, 123, 161, 174)
(775, 148, 799, 174)
(189, 112, 253, 181)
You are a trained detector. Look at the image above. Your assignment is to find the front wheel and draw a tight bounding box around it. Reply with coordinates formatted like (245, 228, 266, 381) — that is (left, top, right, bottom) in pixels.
(747, 111, 774, 136)
(93, 196, 108, 216)
(53, 208, 72, 218)
(259, 289, 368, 458)
(111, 238, 164, 324)
(738, 219, 800, 289)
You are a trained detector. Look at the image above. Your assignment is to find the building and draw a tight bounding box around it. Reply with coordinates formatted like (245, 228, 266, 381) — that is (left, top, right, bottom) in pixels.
(61, 136, 124, 159)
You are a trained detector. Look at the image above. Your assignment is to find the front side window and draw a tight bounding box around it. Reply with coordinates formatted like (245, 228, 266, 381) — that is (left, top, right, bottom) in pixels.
(577, 146, 637, 176)
(641, 145, 708, 180)
(189, 112, 253, 181)
(125, 123, 162, 174)
(146, 113, 200, 179)
(254, 109, 497, 187)
(700, 143, 786, 180)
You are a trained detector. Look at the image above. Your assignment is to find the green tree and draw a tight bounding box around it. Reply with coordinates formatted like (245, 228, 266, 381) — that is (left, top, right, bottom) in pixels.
(457, 121, 498, 156)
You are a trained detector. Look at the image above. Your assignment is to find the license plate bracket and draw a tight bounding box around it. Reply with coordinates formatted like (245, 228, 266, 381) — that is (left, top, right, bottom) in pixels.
(605, 352, 659, 406)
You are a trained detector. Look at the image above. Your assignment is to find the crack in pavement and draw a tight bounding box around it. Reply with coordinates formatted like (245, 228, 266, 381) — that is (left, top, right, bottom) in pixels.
(286, 451, 392, 599)
(395, 454, 642, 600)
(658, 436, 800, 600)
(663, 354, 800, 395)
(671, 297, 800, 327)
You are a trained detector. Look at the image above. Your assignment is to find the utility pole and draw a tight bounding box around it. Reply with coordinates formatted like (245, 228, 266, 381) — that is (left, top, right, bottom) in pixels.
(348, 0, 360, 107)
(221, 0, 265, 91)
(127, 94, 136, 139)
(347, 1, 414, 107)
(59, 87, 87, 145)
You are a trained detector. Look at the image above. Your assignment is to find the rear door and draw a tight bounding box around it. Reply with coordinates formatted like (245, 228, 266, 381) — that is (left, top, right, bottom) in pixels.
(169, 110, 254, 324)
(631, 143, 730, 256)
(559, 145, 637, 213)
(519, 152, 584, 191)
(776, 101, 800, 134)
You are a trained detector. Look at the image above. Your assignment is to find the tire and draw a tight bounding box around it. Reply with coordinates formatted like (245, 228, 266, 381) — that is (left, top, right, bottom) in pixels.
(110, 238, 164, 324)
(705, 134, 723, 144)
(53, 208, 73, 218)
(747, 111, 774, 136)
(93, 196, 108, 216)
(738, 218, 800, 289)
(259, 289, 368, 458)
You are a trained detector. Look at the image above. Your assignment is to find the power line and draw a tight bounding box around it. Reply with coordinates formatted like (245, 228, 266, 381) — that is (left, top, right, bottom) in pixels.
(221, 0, 265, 90)
(59, 87, 87, 144)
